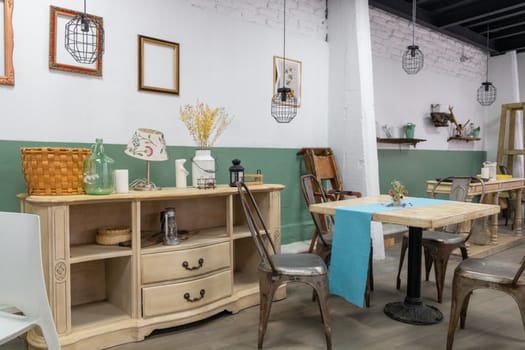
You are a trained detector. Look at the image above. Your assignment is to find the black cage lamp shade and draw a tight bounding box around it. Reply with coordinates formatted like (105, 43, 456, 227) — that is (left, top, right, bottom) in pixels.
(65, 0, 104, 64)
(402, 45, 424, 74)
(271, 87, 297, 123)
(477, 25, 496, 106)
(477, 82, 496, 106)
(270, 0, 298, 123)
(402, 0, 424, 75)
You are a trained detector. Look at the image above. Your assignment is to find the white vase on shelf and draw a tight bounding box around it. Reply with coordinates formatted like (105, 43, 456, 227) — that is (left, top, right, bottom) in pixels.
(192, 149, 215, 187)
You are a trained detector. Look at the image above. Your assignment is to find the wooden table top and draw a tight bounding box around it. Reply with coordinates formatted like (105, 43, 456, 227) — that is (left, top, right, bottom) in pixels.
(427, 178, 525, 195)
(309, 195, 500, 230)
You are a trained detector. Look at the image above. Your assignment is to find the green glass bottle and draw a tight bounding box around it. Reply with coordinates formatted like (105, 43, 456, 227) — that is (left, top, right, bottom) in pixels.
(83, 139, 115, 195)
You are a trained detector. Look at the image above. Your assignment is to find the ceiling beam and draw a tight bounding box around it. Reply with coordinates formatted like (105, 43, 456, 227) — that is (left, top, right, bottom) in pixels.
(490, 25, 525, 40)
(436, 0, 525, 28)
(369, 0, 495, 51)
(496, 34, 525, 52)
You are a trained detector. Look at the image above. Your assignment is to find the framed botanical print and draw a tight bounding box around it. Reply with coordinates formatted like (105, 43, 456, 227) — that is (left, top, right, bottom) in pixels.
(273, 56, 302, 107)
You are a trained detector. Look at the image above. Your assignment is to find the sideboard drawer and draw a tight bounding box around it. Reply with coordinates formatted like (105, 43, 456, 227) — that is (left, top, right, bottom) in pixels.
(142, 242, 231, 284)
(142, 270, 233, 317)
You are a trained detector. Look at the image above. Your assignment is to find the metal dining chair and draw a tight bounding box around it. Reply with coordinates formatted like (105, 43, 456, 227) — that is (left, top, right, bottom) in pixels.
(300, 174, 374, 307)
(446, 254, 525, 349)
(236, 182, 332, 350)
(396, 176, 485, 303)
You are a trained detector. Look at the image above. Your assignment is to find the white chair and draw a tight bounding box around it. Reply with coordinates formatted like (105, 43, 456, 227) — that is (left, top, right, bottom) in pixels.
(0, 211, 60, 349)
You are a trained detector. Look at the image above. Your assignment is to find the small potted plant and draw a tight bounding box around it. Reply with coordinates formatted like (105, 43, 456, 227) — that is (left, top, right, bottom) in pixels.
(389, 180, 408, 207)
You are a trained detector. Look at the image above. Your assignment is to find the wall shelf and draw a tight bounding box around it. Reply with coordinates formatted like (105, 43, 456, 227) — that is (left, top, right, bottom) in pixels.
(447, 136, 481, 142)
(376, 137, 426, 147)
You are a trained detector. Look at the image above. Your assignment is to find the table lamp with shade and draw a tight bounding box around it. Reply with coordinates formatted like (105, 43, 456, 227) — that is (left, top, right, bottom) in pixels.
(125, 128, 168, 191)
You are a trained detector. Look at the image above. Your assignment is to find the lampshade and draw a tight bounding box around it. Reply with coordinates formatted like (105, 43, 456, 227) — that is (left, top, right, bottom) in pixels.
(125, 128, 167, 191)
(125, 128, 168, 161)
(64, 0, 104, 64)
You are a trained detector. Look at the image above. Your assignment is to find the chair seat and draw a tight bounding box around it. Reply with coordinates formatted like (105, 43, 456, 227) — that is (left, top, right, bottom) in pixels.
(456, 258, 525, 285)
(403, 230, 465, 244)
(263, 253, 328, 276)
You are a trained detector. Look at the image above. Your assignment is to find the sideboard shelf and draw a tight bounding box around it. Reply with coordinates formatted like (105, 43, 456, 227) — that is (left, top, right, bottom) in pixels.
(447, 136, 481, 142)
(376, 137, 426, 147)
(18, 184, 285, 350)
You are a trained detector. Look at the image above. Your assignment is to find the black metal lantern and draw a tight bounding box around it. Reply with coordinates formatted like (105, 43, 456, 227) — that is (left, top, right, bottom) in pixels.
(229, 159, 244, 187)
(402, 0, 424, 75)
(477, 26, 496, 106)
(271, 0, 298, 123)
(65, 0, 104, 64)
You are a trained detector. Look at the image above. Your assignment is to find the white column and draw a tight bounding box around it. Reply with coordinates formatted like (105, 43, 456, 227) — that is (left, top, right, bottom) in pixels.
(328, 0, 384, 259)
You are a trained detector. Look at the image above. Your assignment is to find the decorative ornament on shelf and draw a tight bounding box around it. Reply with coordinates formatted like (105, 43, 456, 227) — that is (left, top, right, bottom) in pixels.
(402, 0, 424, 74)
(180, 100, 233, 187)
(388, 180, 408, 207)
(65, 0, 104, 64)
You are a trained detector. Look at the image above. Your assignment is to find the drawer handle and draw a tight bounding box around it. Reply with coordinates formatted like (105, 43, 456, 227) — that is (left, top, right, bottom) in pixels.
(182, 258, 204, 271)
(184, 289, 205, 302)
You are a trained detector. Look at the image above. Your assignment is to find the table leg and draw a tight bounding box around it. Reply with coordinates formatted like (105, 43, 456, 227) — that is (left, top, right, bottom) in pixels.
(384, 226, 443, 325)
(490, 192, 499, 244)
(514, 189, 522, 237)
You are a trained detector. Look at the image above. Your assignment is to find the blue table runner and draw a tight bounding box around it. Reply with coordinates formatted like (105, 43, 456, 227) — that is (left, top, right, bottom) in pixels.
(330, 197, 451, 307)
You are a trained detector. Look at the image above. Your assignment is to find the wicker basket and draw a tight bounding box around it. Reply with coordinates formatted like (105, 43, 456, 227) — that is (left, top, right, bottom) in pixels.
(21, 147, 91, 195)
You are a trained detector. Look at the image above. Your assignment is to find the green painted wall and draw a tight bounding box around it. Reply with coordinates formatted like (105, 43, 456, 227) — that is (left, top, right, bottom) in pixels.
(378, 149, 487, 197)
(0, 140, 487, 244)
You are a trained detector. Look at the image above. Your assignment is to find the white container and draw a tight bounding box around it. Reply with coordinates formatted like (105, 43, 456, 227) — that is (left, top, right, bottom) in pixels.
(114, 169, 129, 193)
(192, 150, 215, 187)
(483, 161, 497, 180)
(481, 167, 490, 179)
(175, 159, 189, 188)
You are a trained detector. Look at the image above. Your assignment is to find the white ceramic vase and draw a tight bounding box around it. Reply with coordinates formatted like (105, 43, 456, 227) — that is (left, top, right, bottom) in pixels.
(192, 149, 215, 187)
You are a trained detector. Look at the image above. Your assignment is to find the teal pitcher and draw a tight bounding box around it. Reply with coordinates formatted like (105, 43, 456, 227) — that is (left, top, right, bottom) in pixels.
(404, 123, 416, 139)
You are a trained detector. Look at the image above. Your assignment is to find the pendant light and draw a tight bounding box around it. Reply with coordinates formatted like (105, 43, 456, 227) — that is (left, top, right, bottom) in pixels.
(402, 0, 424, 74)
(271, 0, 297, 123)
(65, 0, 104, 64)
(477, 26, 496, 106)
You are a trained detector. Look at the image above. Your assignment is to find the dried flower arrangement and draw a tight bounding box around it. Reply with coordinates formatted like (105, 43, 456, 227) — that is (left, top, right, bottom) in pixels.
(388, 180, 408, 206)
(180, 101, 233, 150)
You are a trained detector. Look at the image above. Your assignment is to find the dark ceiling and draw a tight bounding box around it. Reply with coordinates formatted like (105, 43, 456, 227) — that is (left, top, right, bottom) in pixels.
(369, 0, 525, 55)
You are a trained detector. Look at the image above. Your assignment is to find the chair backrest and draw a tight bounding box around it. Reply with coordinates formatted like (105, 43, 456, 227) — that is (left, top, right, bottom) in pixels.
(236, 182, 278, 272)
(0, 212, 52, 317)
(300, 174, 332, 247)
(431, 176, 486, 233)
(299, 148, 343, 194)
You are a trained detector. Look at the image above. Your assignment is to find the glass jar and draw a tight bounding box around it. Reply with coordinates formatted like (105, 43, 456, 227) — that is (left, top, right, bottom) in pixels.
(83, 139, 115, 195)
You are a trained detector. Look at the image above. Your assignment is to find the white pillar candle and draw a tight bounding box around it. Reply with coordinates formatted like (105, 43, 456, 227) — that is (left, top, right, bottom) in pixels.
(481, 167, 490, 180)
(114, 169, 129, 193)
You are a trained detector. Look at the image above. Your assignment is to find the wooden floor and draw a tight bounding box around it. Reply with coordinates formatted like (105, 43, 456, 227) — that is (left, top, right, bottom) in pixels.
(2, 235, 524, 350)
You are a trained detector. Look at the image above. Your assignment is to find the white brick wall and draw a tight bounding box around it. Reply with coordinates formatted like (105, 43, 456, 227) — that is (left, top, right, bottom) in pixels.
(369, 7, 486, 81)
(189, 0, 328, 40)
(189, 2, 486, 81)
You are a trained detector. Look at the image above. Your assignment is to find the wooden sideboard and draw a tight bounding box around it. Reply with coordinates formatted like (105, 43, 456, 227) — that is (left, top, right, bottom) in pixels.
(18, 184, 285, 350)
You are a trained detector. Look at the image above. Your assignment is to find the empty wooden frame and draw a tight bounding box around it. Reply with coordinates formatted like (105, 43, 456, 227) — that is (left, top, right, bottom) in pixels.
(138, 35, 179, 95)
(0, 0, 14, 85)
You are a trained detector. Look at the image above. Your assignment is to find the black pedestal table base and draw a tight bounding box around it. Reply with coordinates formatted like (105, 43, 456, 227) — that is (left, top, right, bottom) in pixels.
(384, 301, 443, 325)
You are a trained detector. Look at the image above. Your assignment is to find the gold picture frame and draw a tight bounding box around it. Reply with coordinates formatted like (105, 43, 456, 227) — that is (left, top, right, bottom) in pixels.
(49, 6, 103, 76)
(273, 56, 302, 107)
(0, 0, 14, 85)
(138, 35, 179, 95)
